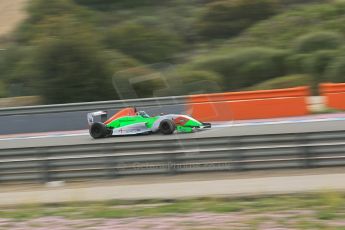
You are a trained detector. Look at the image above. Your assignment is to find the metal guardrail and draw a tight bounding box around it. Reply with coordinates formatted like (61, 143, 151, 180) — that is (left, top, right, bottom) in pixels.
(0, 130, 345, 184)
(0, 95, 187, 116)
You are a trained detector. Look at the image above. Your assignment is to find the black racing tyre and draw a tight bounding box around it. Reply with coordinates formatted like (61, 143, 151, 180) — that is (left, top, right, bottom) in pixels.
(89, 122, 107, 139)
(159, 119, 176, 135)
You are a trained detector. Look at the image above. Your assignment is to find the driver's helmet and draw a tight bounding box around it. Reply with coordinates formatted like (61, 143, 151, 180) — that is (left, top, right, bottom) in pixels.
(136, 111, 150, 118)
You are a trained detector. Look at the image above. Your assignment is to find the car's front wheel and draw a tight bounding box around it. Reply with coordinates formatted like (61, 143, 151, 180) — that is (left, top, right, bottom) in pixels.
(159, 119, 176, 135)
(89, 122, 108, 139)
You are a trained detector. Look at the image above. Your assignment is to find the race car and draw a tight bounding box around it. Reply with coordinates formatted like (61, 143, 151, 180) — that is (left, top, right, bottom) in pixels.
(87, 107, 211, 139)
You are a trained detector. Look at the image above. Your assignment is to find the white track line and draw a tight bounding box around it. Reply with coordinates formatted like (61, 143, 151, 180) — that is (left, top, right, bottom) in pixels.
(0, 132, 89, 141)
(214, 117, 345, 128)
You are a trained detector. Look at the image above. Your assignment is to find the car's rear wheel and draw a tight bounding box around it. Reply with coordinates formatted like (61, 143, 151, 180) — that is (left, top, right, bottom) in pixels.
(159, 119, 176, 135)
(90, 122, 108, 139)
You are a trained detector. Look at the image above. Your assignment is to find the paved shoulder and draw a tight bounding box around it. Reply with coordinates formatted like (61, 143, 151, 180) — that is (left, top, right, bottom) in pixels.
(0, 172, 344, 205)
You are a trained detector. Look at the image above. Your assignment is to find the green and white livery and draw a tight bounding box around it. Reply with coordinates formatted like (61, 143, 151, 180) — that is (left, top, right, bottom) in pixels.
(87, 107, 211, 139)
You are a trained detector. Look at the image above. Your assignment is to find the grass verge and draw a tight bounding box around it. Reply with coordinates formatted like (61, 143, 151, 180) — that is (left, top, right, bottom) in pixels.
(0, 192, 344, 220)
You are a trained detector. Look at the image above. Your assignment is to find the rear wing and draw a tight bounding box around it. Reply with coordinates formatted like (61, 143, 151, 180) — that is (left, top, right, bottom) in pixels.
(87, 111, 108, 125)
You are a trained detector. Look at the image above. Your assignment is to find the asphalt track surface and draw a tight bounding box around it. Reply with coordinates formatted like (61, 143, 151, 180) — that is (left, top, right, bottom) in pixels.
(2, 114, 345, 149)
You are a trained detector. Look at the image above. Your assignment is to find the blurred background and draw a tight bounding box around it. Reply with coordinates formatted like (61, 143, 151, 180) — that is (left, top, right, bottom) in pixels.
(1, 1, 345, 229)
(1, 0, 345, 105)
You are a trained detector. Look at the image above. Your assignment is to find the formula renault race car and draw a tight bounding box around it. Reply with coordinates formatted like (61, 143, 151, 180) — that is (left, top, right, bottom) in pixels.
(87, 107, 211, 139)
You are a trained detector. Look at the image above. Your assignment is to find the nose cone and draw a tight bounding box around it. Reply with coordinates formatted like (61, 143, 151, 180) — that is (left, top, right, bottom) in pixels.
(184, 116, 203, 127)
(173, 115, 203, 127)
(186, 120, 202, 127)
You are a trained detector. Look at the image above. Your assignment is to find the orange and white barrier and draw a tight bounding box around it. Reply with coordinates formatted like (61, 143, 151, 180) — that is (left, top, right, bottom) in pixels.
(187, 87, 310, 121)
(320, 83, 345, 110)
